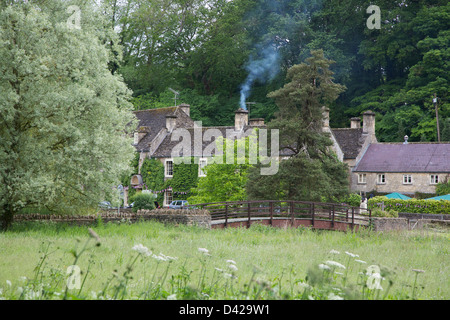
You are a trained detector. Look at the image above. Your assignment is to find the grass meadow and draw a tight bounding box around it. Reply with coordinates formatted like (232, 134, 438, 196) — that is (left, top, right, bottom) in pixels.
(0, 219, 448, 300)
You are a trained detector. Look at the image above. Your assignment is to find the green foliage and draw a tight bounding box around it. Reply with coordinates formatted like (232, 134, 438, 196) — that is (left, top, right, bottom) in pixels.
(368, 196, 449, 214)
(129, 192, 156, 212)
(333, 193, 362, 207)
(436, 179, 450, 196)
(188, 138, 252, 204)
(0, 1, 136, 230)
(247, 50, 350, 203)
(140, 158, 165, 192)
(370, 207, 399, 218)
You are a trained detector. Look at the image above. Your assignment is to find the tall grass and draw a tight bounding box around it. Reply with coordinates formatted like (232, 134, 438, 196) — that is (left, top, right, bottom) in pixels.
(0, 220, 448, 300)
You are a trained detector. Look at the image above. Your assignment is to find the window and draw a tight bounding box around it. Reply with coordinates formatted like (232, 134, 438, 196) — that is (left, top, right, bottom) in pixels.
(403, 175, 412, 184)
(199, 158, 207, 177)
(165, 159, 173, 177)
(430, 175, 439, 184)
(377, 174, 386, 184)
(164, 190, 173, 207)
(358, 174, 366, 184)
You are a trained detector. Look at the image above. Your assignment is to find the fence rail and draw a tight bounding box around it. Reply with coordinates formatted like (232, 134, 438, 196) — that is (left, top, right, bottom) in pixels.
(186, 200, 371, 230)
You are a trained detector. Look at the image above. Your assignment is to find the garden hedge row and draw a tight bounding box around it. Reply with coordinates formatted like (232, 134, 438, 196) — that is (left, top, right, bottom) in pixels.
(368, 196, 450, 214)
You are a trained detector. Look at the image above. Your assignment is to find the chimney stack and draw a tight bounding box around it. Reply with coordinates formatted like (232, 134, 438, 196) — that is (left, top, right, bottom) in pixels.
(362, 111, 376, 134)
(322, 107, 330, 129)
(166, 115, 177, 133)
(350, 117, 361, 128)
(179, 103, 190, 117)
(249, 118, 265, 127)
(235, 108, 248, 131)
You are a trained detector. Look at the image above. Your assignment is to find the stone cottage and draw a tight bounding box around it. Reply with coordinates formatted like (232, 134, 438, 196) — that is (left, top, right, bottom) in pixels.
(129, 104, 265, 206)
(325, 109, 450, 197)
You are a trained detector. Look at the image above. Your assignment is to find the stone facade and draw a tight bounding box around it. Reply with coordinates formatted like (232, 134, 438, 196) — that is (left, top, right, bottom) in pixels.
(355, 172, 450, 195)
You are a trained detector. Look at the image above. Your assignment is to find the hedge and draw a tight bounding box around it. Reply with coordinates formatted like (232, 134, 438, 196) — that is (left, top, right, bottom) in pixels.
(368, 196, 450, 214)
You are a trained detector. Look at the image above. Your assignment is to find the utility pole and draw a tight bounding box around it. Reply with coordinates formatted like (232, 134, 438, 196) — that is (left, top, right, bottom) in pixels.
(433, 94, 440, 143)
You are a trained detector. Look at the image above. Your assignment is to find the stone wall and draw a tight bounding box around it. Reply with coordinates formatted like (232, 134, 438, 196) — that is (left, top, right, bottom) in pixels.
(12, 209, 211, 228)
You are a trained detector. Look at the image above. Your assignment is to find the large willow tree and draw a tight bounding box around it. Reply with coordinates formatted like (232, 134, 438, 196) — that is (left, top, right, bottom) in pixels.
(0, 1, 137, 230)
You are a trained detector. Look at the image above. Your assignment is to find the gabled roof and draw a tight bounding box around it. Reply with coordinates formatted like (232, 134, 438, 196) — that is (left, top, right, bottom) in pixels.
(354, 143, 450, 173)
(152, 125, 265, 158)
(133, 106, 194, 151)
(331, 128, 366, 159)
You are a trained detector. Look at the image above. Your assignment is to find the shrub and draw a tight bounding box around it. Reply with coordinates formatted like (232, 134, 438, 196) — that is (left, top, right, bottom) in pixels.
(368, 196, 449, 214)
(370, 207, 398, 218)
(129, 193, 156, 212)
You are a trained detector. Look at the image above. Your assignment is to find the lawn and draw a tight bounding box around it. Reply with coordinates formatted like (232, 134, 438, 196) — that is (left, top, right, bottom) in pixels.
(0, 220, 448, 300)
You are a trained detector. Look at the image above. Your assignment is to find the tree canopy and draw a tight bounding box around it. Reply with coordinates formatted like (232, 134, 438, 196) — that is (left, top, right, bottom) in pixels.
(0, 0, 136, 230)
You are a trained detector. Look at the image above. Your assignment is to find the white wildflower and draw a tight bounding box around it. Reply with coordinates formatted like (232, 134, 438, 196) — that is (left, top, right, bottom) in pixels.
(223, 273, 234, 279)
(355, 259, 367, 264)
(226, 259, 237, 265)
(198, 248, 209, 254)
(167, 294, 177, 300)
(335, 272, 344, 275)
(298, 282, 311, 290)
(159, 253, 177, 261)
(318, 264, 331, 270)
(6, 280, 11, 287)
(215, 268, 224, 273)
(325, 260, 346, 269)
(329, 249, 340, 255)
(152, 254, 168, 262)
(328, 292, 344, 300)
(228, 264, 238, 272)
(345, 251, 359, 258)
(132, 244, 152, 256)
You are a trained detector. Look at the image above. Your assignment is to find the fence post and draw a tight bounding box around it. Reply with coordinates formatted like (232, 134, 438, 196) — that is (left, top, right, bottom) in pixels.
(225, 204, 228, 228)
(351, 207, 355, 231)
(331, 205, 335, 228)
(311, 203, 315, 227)
(270, 201, 273, 226)
(247, 203, 251, 228)
(290, 201, 294, 226)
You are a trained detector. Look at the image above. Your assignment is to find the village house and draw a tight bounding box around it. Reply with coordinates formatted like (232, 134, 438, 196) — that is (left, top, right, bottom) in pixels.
(128, 103, 449, 206)
(325, 109, 450, 197)
(129, 104, 266, 206)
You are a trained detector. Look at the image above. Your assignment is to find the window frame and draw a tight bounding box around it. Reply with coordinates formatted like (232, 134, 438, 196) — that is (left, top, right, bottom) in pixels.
(358, 173, 367, 184)
(430, 174, 439, 185)
(165, 159, 174, 178)
(164, 190, 173, 207)
(403, 174, 412, 185)
(198, 158, 207, 177)
(377, 174, 386, 185)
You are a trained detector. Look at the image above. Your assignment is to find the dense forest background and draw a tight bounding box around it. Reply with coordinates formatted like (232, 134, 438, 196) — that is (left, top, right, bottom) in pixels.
(105, 0, 449, 142)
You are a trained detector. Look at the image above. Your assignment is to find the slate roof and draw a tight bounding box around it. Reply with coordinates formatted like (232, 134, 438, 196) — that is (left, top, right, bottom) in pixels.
(152, 125, 265, 158)
(133, 106, 194, 151)
(331, 128, 366, 159)
(354, 143, 450, 173)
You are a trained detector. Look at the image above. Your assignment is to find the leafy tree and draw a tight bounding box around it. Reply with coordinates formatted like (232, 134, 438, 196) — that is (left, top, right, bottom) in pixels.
(0, 1, 136, 230)
(188, 137, 253, 204)
(247, 50, 349, 202)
